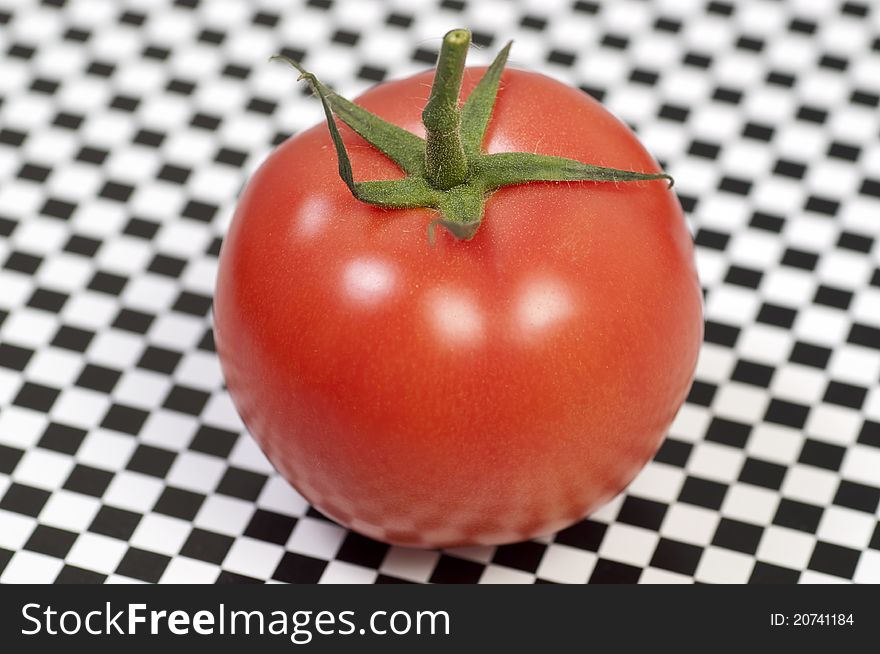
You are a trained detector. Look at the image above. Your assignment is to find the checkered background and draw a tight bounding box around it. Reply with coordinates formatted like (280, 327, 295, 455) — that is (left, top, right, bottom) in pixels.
(0, 0, 878, 585)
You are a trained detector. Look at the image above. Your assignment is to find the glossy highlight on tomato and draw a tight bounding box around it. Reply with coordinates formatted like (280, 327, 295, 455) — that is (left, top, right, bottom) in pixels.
(214, 64, 703, 548)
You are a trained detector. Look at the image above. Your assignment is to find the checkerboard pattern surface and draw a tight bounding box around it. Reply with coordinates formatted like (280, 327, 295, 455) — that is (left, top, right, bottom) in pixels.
(1, 0, 879, 584)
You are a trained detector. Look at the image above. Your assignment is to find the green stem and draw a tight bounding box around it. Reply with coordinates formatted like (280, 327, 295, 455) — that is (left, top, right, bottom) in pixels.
(422, 29, 471, 190)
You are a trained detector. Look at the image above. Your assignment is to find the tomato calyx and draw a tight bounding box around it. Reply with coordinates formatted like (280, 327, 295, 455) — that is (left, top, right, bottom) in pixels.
(272, 29, 673, 241)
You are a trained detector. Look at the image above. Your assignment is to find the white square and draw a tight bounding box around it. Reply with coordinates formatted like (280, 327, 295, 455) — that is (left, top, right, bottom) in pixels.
(781, 465, 839, 507)
(65, 532, 128, 574)
(640, 568, 693, 584)
(12, 448, 75, 490)
(38, 490, 101, 532)
(165, 451, 228, 493)
(721, 484, 780, 525)
(627, 462, 686, 503)
(535, 543, 596, 584)
(0, 509, 38, 550)
(478, 564, 536, 584)
(661, 503, 720, 545)
(102, 471, 165, 513)
(159, 556, 220, 584)
(757, 526, 816, 570)
(129, 513, 192, 555)
(319, 560, 379, 584)
(0, 550, 64, 584)
(853, 550, 880, 584)
(688, 441, 745, 484)
(0, 406, 47, 449)
(222, 537, 285, 579)
(597, 523, 659, 568)
(380, 546, 440, 584)
(816, 506, 876, 550)
(694, 546, 754, 584)
(286, 517, 346, 559)
(840, 445, 880, 488)
(257, 475, 310, 517)
(77, 429, 137, 470)
(194, 494, 255, 536)
(50, 387, 111, 430)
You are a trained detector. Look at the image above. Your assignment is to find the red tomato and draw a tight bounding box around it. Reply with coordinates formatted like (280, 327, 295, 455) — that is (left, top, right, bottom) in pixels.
(214, 66, 703, 548)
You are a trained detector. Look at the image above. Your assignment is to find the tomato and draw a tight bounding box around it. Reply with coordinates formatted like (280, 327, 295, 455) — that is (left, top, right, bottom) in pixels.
(214, 59, 703, 548)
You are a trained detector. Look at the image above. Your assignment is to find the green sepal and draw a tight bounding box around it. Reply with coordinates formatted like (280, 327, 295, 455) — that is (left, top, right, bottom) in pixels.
(460, 41, 512, 157)
(271, 55, 426, 176)
(477, 152, 674, 189)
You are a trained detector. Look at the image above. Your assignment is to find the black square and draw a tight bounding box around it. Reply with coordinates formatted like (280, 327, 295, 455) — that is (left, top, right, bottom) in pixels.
(858, 420, 880, 448)
(55, 565, 106, 584)
(555, 519, 607, 551)
(0, 548, 10, 575)
(750, 211, 784, 232)
(157, 164, 191, 184)
(336, 532, 390, 569)
(0, 444, 24, 474)
(253, 11, 279, 26)
(64, 234, 101, 256)
(756, 303, 796, 328)
(749, 561, 799, 584)
(731, 360, 774, 388)
(189, 425, 238, 458)
(99, 181, 134, 202)
(75, 364, 121, 393)
(112, 308, 154, 333)
(38, 422, 87, 455)
(215, 148, 247, 167)
(137, 346, 181, 374)
(658, 103, 688, 121)
(764, 399, 809, 429)
(837, 231, 873, 253)
(386, 12, 412, 27)
(101, 404, 149, 435)
(88, 271, 127, 295)
(191, 113, 221, 130)
(588, 558, 641, 584)
(789, 341, 831, 368)
(172, 291, 212, 316)
(216, 467, 267, 501)
(686, 380, 716, 406)
(617, 496, 667, 531)
(89, 505, 141, 540)
(704, 320, 739, 347)
(167, 79, 195, 95)
(694, 228, 729, 250)
(0, 483, 51, 517)
(75, 146, 107, 165)
(804, 195, 839, 216)
(0, 343, 33, 371)
(712, 518, 763, 555)
(650, 538, 702, 575)
(273, 552, 327, 584)
(808, 542, 860, 579)
(148, 254, 186, 278)
(833, 481, 880, 514)
(412, 47, 438, 65)
(492, 541, 546, 573)
(247, 98, 276, 114)
(860, 178, 880, 198)
(679, 476, 727, 510)
(798, 439, 845, 471)
(548, 50, 576, 67)
(631, 69, 660, 86)
(654, 438, 692, 467)
(115, 548, 171, 583)
(773, 498, 823, 533)
(871, 523, 880, 551)
(63, 464, 113, 497)
(823, 381, 867, 410)
(53, 112, 83, 129)
(0, 128, 26, 147)
(827, 142, 860, 161)
(18, 163, 51, 182)
(724, 265, 762, 288)
(134, 129, 164, 147)
(429, 555, 484, 584)
(243, 510, 297, 546)
(742, 122, 774, 141)
(781, 248, 818, 271)
(163, 385, 210, 416)
(127, 445, 176, 478)
(216, 571, 262, 584)
(24, 525, 78, 558)
(520, 15, 546, 30)
(738, 457, 786, 490)
(153, 487, 205, 520)
(773, 159, 807, 179)
(13, 382, 60, 412)
(705, 417, 752, 448)
(180, 528, 234, 564)
(182, 200, 218, 222)
(5, 251, 42, 275)
(0, 216, 15, 237)
(848, 323, 880, 349)
(124, 217, 159, 239)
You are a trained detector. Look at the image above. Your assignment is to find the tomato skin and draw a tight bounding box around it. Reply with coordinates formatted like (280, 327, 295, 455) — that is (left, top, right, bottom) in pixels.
(214, 67, 703, 547)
